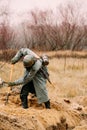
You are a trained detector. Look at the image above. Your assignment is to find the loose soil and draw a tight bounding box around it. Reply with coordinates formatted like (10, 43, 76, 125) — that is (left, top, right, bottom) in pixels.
(0, 87, 87, 130)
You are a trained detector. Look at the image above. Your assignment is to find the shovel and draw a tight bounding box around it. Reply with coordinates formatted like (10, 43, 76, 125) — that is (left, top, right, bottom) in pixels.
(5, 64, 14, 105)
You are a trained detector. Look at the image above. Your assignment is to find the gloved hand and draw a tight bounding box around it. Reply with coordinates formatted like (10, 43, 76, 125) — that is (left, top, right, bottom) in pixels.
(11, 60, 16, 64)
(11, 58, 17, 64)
(0, 78, 4, 86)
(8, 82, 16, 86)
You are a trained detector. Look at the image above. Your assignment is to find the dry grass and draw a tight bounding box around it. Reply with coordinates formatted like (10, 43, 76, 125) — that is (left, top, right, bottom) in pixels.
(35, 50, 87, 58)
(0, 62, 24, 82)
(48, 57, 87, 98)
(0, 51, 87, 99)
(0, 50, 87, 61)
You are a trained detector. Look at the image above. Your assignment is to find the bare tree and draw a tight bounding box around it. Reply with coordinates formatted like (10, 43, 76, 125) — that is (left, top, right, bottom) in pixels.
(55, 2, 87, 50)
(0, 0, 15, 50)
(13, 2, 87, 51)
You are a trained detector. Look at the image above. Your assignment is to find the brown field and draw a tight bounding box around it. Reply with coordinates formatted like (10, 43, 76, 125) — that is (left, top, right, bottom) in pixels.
(0, 51, 87, 130)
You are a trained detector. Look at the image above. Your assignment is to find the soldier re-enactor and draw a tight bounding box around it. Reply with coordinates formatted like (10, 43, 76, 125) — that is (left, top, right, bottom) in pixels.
(7, 48, 51, 109)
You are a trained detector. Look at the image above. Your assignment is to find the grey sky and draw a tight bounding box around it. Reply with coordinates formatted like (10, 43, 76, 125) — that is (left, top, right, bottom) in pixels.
(1, 0, 87, 25)
(9, 0, 87, 13)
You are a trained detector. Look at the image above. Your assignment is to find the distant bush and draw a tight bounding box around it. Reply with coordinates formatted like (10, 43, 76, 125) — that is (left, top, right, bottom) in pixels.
(0, 49, 17, 61)
(0, 49, 87, 62)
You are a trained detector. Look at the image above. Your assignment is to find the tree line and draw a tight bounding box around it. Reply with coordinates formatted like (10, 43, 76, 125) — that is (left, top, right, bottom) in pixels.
(0, 1, 87, 51)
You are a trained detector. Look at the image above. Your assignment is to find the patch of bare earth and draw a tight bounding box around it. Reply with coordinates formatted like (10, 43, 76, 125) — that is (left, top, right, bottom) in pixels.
(0, 89, 87, 130)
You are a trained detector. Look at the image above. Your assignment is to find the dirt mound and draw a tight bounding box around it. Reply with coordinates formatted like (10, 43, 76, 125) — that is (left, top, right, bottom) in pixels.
(0, 90, 87, 130)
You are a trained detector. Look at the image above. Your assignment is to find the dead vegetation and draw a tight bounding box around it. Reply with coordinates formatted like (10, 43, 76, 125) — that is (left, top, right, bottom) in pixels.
(0, 49, 87, 62)
(0, 51, 87, 130)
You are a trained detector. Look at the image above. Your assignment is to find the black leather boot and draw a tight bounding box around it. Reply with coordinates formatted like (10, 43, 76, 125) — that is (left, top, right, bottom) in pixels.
(44, 100, 51, 109)
(20, 95, 28, 109)
(22, 98, 28, 109)
(22, 103, 28, 109)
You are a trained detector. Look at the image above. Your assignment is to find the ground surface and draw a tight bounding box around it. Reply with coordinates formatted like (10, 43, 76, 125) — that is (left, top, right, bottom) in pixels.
(0, 54, 87, 130)
(0, 91, 87, 130)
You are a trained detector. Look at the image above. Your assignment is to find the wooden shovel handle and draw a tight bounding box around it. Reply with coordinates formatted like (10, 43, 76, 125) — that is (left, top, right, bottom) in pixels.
(5, 64, 14, 105)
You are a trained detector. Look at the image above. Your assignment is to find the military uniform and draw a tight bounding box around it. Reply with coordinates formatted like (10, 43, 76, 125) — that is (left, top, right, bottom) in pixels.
(9, 48, 50, 109)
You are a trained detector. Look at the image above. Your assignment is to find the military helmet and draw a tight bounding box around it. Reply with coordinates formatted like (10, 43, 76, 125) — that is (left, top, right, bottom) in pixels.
(23, 55, 37, 67)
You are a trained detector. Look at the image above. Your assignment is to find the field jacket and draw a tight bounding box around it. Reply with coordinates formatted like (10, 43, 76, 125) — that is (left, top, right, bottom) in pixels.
(11, 48, 39, 64)
(11, 48, 49, 104)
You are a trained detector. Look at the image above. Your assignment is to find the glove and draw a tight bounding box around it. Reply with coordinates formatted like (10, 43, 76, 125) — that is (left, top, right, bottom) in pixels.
(8, 82, 16, 86)
(11, 58, 17, 64)
(0, 78, 4, 86)
(11, 60, 16, 64)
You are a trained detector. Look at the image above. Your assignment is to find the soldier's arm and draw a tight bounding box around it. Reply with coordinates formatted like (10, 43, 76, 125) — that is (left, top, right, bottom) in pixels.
(11, 48, 39, 64)
(23, 60, 42, 84)
(11, 49, 23, 64)
(10, 59, 42, 86)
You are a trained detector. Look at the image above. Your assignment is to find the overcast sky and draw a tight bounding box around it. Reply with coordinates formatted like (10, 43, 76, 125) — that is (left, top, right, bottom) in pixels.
(9, 0, 87, 13)
(10, 0, 62, 13)
(1, 0, 87, 25)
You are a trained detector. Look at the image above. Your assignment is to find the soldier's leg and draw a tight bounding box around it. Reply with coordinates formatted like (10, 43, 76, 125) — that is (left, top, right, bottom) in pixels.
(20, 84, 29, 109)
(44, 100, 51, 109)
(28, 81, 36, 96)
(20, 81, 36, 109)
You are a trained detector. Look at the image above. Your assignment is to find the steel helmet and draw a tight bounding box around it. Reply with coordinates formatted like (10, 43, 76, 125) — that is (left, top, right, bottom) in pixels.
(23, 55, 37, 67)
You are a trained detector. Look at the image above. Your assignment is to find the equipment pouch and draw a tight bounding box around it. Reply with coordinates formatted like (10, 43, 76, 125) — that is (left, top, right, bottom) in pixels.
(41, 55, 49, 66)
